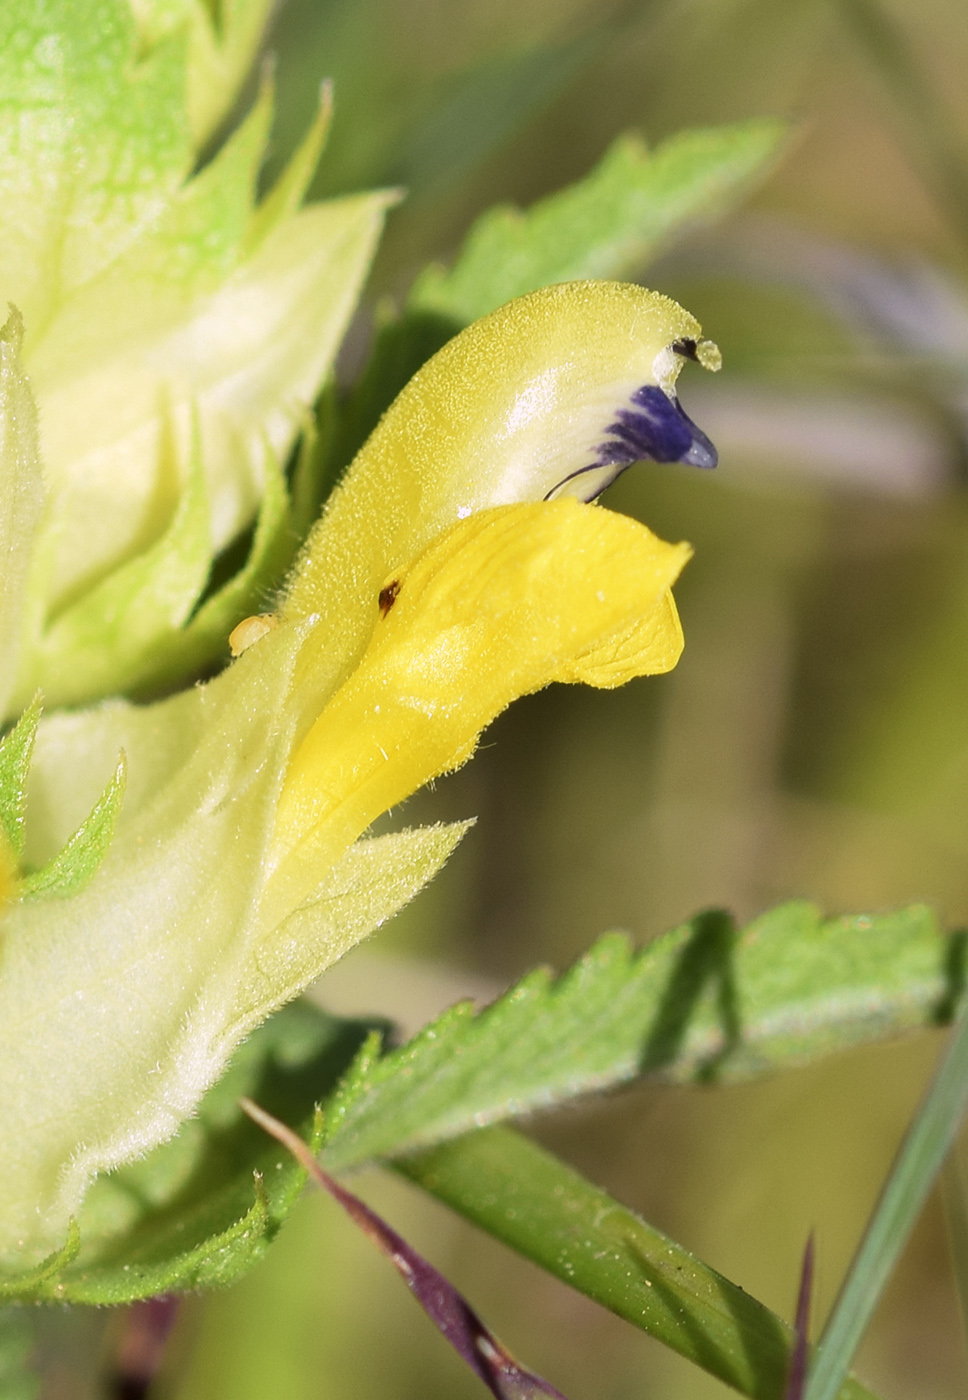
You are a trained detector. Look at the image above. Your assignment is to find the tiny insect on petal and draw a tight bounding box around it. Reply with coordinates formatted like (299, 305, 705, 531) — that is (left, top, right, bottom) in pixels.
(228, 614, 279, 657)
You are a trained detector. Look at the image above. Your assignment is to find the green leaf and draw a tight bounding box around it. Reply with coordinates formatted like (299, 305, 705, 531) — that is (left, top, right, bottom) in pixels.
(21, 755, 126, 900)
(0, 1001, 377, 1304)
(409, 118, 788, 325)
(398, 1126, 882, 1400)
(0, 1224, 81, 1304)
(0, 700, 42, 861)
(321, 902, 958, 1171)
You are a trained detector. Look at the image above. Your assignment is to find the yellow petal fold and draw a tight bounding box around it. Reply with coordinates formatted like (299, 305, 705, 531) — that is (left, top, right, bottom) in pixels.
(262, 498, 689, 923)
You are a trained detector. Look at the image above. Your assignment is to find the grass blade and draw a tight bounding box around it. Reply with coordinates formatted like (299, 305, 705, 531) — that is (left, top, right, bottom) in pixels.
(805, 1002, 968, 1400)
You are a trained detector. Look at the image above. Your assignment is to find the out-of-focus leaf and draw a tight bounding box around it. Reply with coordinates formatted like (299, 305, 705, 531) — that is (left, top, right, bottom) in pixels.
(399, 1126, 882, 1400)
(410, 119, 787, 324)
(389, 39, 594, 204)
(320, 902, 957, 1171)
(0, 1002, 377, 1304)
(838, 0, 968, 247)
(266, 0, 593, 205)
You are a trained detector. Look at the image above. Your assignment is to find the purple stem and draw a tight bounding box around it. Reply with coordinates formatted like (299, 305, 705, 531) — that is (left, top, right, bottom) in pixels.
(240, 1098, 570, 1400)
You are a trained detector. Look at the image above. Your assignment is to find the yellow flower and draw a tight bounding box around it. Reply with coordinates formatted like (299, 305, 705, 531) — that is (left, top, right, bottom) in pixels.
(0, 279, 717, 1261)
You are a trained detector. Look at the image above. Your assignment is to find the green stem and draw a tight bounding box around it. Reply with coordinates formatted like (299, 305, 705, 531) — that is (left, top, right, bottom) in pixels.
(395, 1125, 882, 1400)
(806, 1003, 968, 1400)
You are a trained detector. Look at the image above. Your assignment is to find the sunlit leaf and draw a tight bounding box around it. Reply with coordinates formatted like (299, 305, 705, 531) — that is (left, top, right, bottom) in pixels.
(0, 0, 391, 713)
(320, 902, 956, 1171)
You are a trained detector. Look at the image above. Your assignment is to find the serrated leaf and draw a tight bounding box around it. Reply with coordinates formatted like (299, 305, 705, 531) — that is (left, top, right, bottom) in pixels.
(0, 700, 42, 861)
(21, 756, 126, 900)
(0, 1001, 377, 1304)
(409, 118, 787, 324)
(320, 902, 956, 1171)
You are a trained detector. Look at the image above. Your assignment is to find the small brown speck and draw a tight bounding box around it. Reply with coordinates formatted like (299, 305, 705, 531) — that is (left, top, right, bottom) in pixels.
(379, 579, 401, 617)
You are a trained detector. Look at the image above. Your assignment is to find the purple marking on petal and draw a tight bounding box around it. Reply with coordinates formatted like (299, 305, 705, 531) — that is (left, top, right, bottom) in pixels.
(544, 382, 717, 502)
(241, 1099, 571, 1400)
(595, 436, 641, 467)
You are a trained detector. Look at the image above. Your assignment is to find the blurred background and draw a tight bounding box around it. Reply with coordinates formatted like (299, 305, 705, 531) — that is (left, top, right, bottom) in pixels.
(112, 0, 968, 1396)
